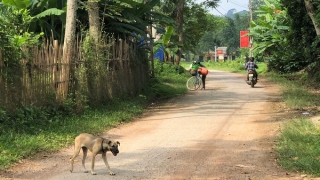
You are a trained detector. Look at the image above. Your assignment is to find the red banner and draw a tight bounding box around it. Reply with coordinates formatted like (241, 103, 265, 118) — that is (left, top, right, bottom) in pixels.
(216, 50, 223, 54)
(240, 31, 249, 48)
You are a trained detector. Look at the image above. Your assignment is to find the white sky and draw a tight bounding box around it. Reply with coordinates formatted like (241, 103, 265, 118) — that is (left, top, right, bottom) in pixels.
(196, 0, 249, 16)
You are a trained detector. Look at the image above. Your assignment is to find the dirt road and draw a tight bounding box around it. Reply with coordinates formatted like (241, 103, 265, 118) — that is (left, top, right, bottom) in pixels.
(1, 70, 307, 180)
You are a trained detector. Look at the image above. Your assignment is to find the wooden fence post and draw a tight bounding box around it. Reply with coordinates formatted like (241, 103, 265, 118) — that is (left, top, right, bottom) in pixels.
(53, 40, 58, 93)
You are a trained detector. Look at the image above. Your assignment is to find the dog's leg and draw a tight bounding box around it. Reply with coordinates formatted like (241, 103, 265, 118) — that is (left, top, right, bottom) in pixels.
(102, 152, 115, 175)
(91, 153, 97, 175)
(70, 144, 81, 173)
(81, 147, 88, 173)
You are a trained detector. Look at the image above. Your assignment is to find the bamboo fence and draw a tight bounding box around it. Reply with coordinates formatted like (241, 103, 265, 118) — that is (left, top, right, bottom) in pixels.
(0, 37, 148, 113)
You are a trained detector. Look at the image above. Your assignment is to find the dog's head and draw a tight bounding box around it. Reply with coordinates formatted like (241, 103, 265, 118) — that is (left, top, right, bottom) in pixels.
(103, 140, 120, 156)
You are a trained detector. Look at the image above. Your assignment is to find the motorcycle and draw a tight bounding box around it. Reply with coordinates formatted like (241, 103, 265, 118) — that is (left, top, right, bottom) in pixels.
(246, 70, 257, 88)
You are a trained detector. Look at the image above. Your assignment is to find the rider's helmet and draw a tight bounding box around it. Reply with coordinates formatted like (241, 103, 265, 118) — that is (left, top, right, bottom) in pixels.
(249, 57, 254, 61)
(192, 60, 197, 64)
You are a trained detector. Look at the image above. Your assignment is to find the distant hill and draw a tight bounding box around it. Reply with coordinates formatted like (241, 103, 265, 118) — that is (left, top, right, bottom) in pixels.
(225, 8, 249, 18)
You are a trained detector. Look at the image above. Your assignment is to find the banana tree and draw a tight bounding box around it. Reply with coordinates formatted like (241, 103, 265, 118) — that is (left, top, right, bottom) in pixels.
(30, 0, 66, 41)
(247, 0, 312, 72)
(153, 26, 179, 62)
(2, 0, 66, 41)
(1, 0, 29, 9)
(249, 0, 289, 56)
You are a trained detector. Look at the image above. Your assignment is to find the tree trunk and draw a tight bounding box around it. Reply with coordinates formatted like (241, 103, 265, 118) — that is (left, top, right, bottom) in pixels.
(64, 0, 76, 50)
(61, 0, 77, 101)
(87, 0, 100, 42)
(175, 0, 184, 65)
(304, 0, 320, 35)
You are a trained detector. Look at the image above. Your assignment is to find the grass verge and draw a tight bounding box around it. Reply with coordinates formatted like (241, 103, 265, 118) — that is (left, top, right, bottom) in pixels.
(277, 118, 320, 176)
(264, 72, 320, 109)
(265, 72, 320, 176)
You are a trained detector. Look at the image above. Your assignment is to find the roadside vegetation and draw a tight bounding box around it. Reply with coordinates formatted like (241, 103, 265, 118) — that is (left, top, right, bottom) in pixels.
(0, 62, 189, 170)
(266, 72, 320, 176)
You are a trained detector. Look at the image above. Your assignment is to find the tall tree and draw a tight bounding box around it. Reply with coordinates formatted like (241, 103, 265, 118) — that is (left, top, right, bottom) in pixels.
(64, 0, 76, 56)
(62, 0, 77, 99)
(87, 0, 100, 41)
(184, 2, 211, 52)
(175, 0, 185, 65)
(304, 0, 320, 35)
(221, 17, 238, 55)
(279, 0, 318, 73)
(196, 15, 227, 55)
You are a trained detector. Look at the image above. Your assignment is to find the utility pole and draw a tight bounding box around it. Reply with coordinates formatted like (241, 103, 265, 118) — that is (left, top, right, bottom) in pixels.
(215, 46, 217, 62)
(150, 26, 154, 78)
(249, 0, 253, 57)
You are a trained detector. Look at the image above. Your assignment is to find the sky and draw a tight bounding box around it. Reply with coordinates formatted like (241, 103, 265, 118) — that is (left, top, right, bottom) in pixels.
(196, 0, 249, 16)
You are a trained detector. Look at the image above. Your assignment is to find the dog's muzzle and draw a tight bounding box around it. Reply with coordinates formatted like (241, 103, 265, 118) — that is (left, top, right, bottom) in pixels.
(111, 149, 119, 156)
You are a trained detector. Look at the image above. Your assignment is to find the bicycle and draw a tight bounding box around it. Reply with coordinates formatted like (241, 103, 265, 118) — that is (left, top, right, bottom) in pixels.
(186, 73, 202, 90)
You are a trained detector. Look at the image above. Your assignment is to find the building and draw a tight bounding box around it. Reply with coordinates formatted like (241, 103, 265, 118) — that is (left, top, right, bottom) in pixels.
(216, 47, 228, 61)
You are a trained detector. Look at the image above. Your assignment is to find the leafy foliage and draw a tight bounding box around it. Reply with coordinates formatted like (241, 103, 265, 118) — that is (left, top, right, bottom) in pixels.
(153, 25, 180, 61)
(280, 0, 320, 77)
(196, 11, 250, 58)
(35, 8, 65, 18)
(0, 4, 43, 69)
(200, 0, 219, 8)
(98, 0, 171, 38)
(250, 0, 320, 75)
(4, 0, 67, 41)
(2, 0, 29, 9)
(221, 16, 242, 55)
(249, 0, 306, 73)
(196, 15, 226, 54)
(182, 0, 209, 52)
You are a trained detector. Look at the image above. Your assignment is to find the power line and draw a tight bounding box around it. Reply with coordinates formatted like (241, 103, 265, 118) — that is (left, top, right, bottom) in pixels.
(218, 5, 228, 13)
(215, 0, 248, 15)
(214, 7, 227, 17)
(227, 0, 248, 9)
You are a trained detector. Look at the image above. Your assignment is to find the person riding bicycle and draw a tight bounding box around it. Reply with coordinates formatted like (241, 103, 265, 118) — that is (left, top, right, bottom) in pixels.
(245, 57, 258, 81)
(188, 60, 208, 90)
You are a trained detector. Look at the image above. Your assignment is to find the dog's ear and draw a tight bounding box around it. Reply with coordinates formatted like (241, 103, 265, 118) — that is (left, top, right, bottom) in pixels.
(108, 140, 112, 145)
(117, 141, 120, 146)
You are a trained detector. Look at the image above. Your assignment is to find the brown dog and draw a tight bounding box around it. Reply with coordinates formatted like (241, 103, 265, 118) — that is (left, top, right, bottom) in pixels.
(70, 133, 120, 175)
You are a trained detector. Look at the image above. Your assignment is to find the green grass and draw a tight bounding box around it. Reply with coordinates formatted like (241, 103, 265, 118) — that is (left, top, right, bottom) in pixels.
(277, 118, 320, 176)
(265, 72, 320, 176)
(0, 99, 147, 169)
(265, 72, 320, 109)
(0, 61, 190, 170)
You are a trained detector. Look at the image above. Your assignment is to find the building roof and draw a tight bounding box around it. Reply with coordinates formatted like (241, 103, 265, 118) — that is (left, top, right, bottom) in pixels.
(217, 47, 228, 53)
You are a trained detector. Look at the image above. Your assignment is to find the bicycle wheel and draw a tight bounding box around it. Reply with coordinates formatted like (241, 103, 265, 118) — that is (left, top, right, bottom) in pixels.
(186, 76, 201, 90)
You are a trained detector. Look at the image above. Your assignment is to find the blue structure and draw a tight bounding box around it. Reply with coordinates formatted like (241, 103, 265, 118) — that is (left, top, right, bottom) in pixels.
(154, 45, 164, 62)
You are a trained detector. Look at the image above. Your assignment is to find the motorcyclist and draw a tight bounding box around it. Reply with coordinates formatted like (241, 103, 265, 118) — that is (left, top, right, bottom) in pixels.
(245, 57, 258, 81)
